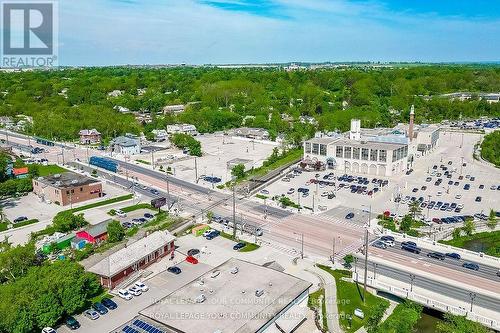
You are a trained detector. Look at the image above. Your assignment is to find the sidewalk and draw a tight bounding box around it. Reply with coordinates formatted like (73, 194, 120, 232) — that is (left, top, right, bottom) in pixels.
(307, 265, 344, 333)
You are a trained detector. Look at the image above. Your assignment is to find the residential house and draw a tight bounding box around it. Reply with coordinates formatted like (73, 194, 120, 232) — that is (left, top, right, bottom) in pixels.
(162, 104, 185, 114)
(79, 129, 101, 145)
(76, 219, 112, 244)
(110, 134, 141, 155)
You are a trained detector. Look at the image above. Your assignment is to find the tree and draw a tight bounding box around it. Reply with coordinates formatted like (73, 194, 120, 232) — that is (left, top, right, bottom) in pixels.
(365, 302, 387, 333)
(106, 220, 125, 243)
(343, 254, 354, 268)
(408, 201, 422, 220)
(487, 209, 497, 230)
(463, 217, 475, 236)
(231, 164, 245, 180)
(52, 211, 88, 233)
(452, 228, 462, 240)
(400, 215, 413, 233)
(206, 211, 214, 222)
(0, 242, 37, 283)
(436, 313, 491, 333)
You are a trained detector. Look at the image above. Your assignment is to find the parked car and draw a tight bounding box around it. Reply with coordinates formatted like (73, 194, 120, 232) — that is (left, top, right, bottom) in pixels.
(462, 262, 479, 271)
(144, 213, 154, 219)
(134, 281, 149, 292)
(287, 188, 295, 194)
(117, 289, 133, 300)
(233, 242, 246, 251)
(115, 210, 126, 218)
(445, 253, 461, 260)
(475, 196, 482, 202)
(401, 241, 417, 247)
(187, 249, 200, 256)
(92, 302, 108, 315)
(167, 266, 182, 274)
(206, 230, 220, 240)
(42, 328, 56, 333)
(101, 298, 117, 310)
(427, 252, 445, 260)
(345, 212, 355, 219)
(13, 216, 28, 223)
(65, 316, 81, 330)
(84, 309, 100, 320)
(128, 286, 142, 296)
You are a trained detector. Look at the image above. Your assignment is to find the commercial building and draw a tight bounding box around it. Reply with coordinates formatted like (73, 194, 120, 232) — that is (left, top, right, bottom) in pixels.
(166, 124, 198, 136)
(303, 119, 409, 177)
(115, 258, 311, 333)
(79, 129, 102, 145)
(88, 231, 175, 289)
(151, 129, 168, 142)
(110, 134, 141, 155)
(32, 171, 102, 206)
(228, 127, 270, 141)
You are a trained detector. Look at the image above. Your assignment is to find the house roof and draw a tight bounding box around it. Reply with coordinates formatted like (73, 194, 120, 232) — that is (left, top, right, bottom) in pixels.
(79, 128, 101, 136)
(85, 219, 113, 238)
(13, 167, 29, 175)
(87, 231, 175, 277)
(36, 171, 101, 189)
(111, 135, 139, 147)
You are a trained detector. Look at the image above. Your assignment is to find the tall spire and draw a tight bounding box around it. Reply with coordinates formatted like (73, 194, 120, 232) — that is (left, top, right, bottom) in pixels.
(409, 105, 415, 142)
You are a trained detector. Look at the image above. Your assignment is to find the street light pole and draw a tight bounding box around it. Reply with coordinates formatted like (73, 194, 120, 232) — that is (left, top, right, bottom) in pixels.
(232, 182, 237, 240)
(469, 292, 476, 312)
(293, 232, 304, 259)
(409, 274, 416, 293)
(363, 227, 369, 303)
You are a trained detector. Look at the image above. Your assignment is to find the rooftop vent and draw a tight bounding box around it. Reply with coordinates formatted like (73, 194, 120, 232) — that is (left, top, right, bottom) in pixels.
(71, 179, 78, 184)
(53, 174, 61, 178)
(255, 289, 264, 297)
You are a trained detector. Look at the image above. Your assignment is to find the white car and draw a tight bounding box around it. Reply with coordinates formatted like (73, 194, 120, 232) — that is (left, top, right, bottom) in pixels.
(230, 267, 239, 274)
(134, 281, 149, 292)
(128, 286, 142, 296)
(436, 191, 442, 196)
(115, 209, 127, 218)
(117, 289, 133, 300)
(381, 239, 395, 247)
(287, 188, 295, 194)
(455, 194, 462, 199)
(42, 328, 56, 333)
(203, 229, 215, 237)
(457, 203, 464, 209)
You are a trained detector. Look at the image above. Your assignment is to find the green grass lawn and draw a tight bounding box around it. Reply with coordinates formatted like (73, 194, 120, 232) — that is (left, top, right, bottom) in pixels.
(439, 230, 500, 257)
(317, 265, 389, 332)
(377, 301, 422, 333)
(109, 203, 154, 215)
(36, 164, 67, 176)
(0, 222, 8, 232)
(308, 288, 328, 331)
(220, 230, 260, 252)
(71, 194, 133, 213)
(12, 218, 39, 228)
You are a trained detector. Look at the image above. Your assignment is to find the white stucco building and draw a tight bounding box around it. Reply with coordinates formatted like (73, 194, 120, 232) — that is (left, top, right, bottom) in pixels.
(303, 119, 409, 177)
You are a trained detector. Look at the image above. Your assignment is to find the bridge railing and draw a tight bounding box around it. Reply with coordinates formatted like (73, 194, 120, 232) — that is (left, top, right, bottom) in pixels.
(354, 274, 499, 330)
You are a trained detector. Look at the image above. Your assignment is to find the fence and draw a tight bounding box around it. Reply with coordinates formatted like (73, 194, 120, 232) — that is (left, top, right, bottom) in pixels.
(353, 274, 499, 330)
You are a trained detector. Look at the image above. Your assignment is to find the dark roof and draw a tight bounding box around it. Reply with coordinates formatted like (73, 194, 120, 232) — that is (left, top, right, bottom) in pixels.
(36, 171, 100, 189)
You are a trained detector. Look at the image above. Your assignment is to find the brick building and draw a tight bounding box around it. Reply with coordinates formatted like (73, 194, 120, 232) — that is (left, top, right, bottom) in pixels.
(88, 231, 175, 289)
(79, 129, 102, 145)
(32, 171, 102, 206)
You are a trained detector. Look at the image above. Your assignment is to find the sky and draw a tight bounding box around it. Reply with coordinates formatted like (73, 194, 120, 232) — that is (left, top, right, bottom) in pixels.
(57, 0, 500, 66)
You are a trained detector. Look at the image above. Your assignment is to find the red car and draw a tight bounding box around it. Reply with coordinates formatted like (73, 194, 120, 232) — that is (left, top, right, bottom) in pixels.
(186, 256, 198, 264)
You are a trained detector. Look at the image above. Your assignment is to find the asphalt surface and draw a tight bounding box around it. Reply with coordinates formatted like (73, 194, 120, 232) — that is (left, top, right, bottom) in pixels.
(372, 240, 500, 282)
(361, 261, 500, 312)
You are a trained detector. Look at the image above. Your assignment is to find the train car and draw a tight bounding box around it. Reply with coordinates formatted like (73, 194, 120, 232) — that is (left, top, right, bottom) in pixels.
(89, 156, 119, 173)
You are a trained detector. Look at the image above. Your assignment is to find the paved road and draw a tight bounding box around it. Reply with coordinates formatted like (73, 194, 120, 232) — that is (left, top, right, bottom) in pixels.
(360, 261, 500, 313)
(376, 240, 500, 282)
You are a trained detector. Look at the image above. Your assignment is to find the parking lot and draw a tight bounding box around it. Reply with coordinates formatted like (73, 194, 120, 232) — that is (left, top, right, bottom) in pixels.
(258, 131, 499, 226)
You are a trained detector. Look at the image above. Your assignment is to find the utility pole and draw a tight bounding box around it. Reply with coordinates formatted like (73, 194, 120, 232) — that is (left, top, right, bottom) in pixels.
(363, 227, 369, 303)
(469, 292, 476, 312)
(194, 157, 198, 183)
(232, 183, 236, 240)
(294, 232, 304, 259)
(331, 238, 335, 264)
(151, 150, 155, 169)
(264, 198, 268, 219)
(166, 175, 171, 211)
(460, 156, 464, 175)
(61, 147, 65, 165)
